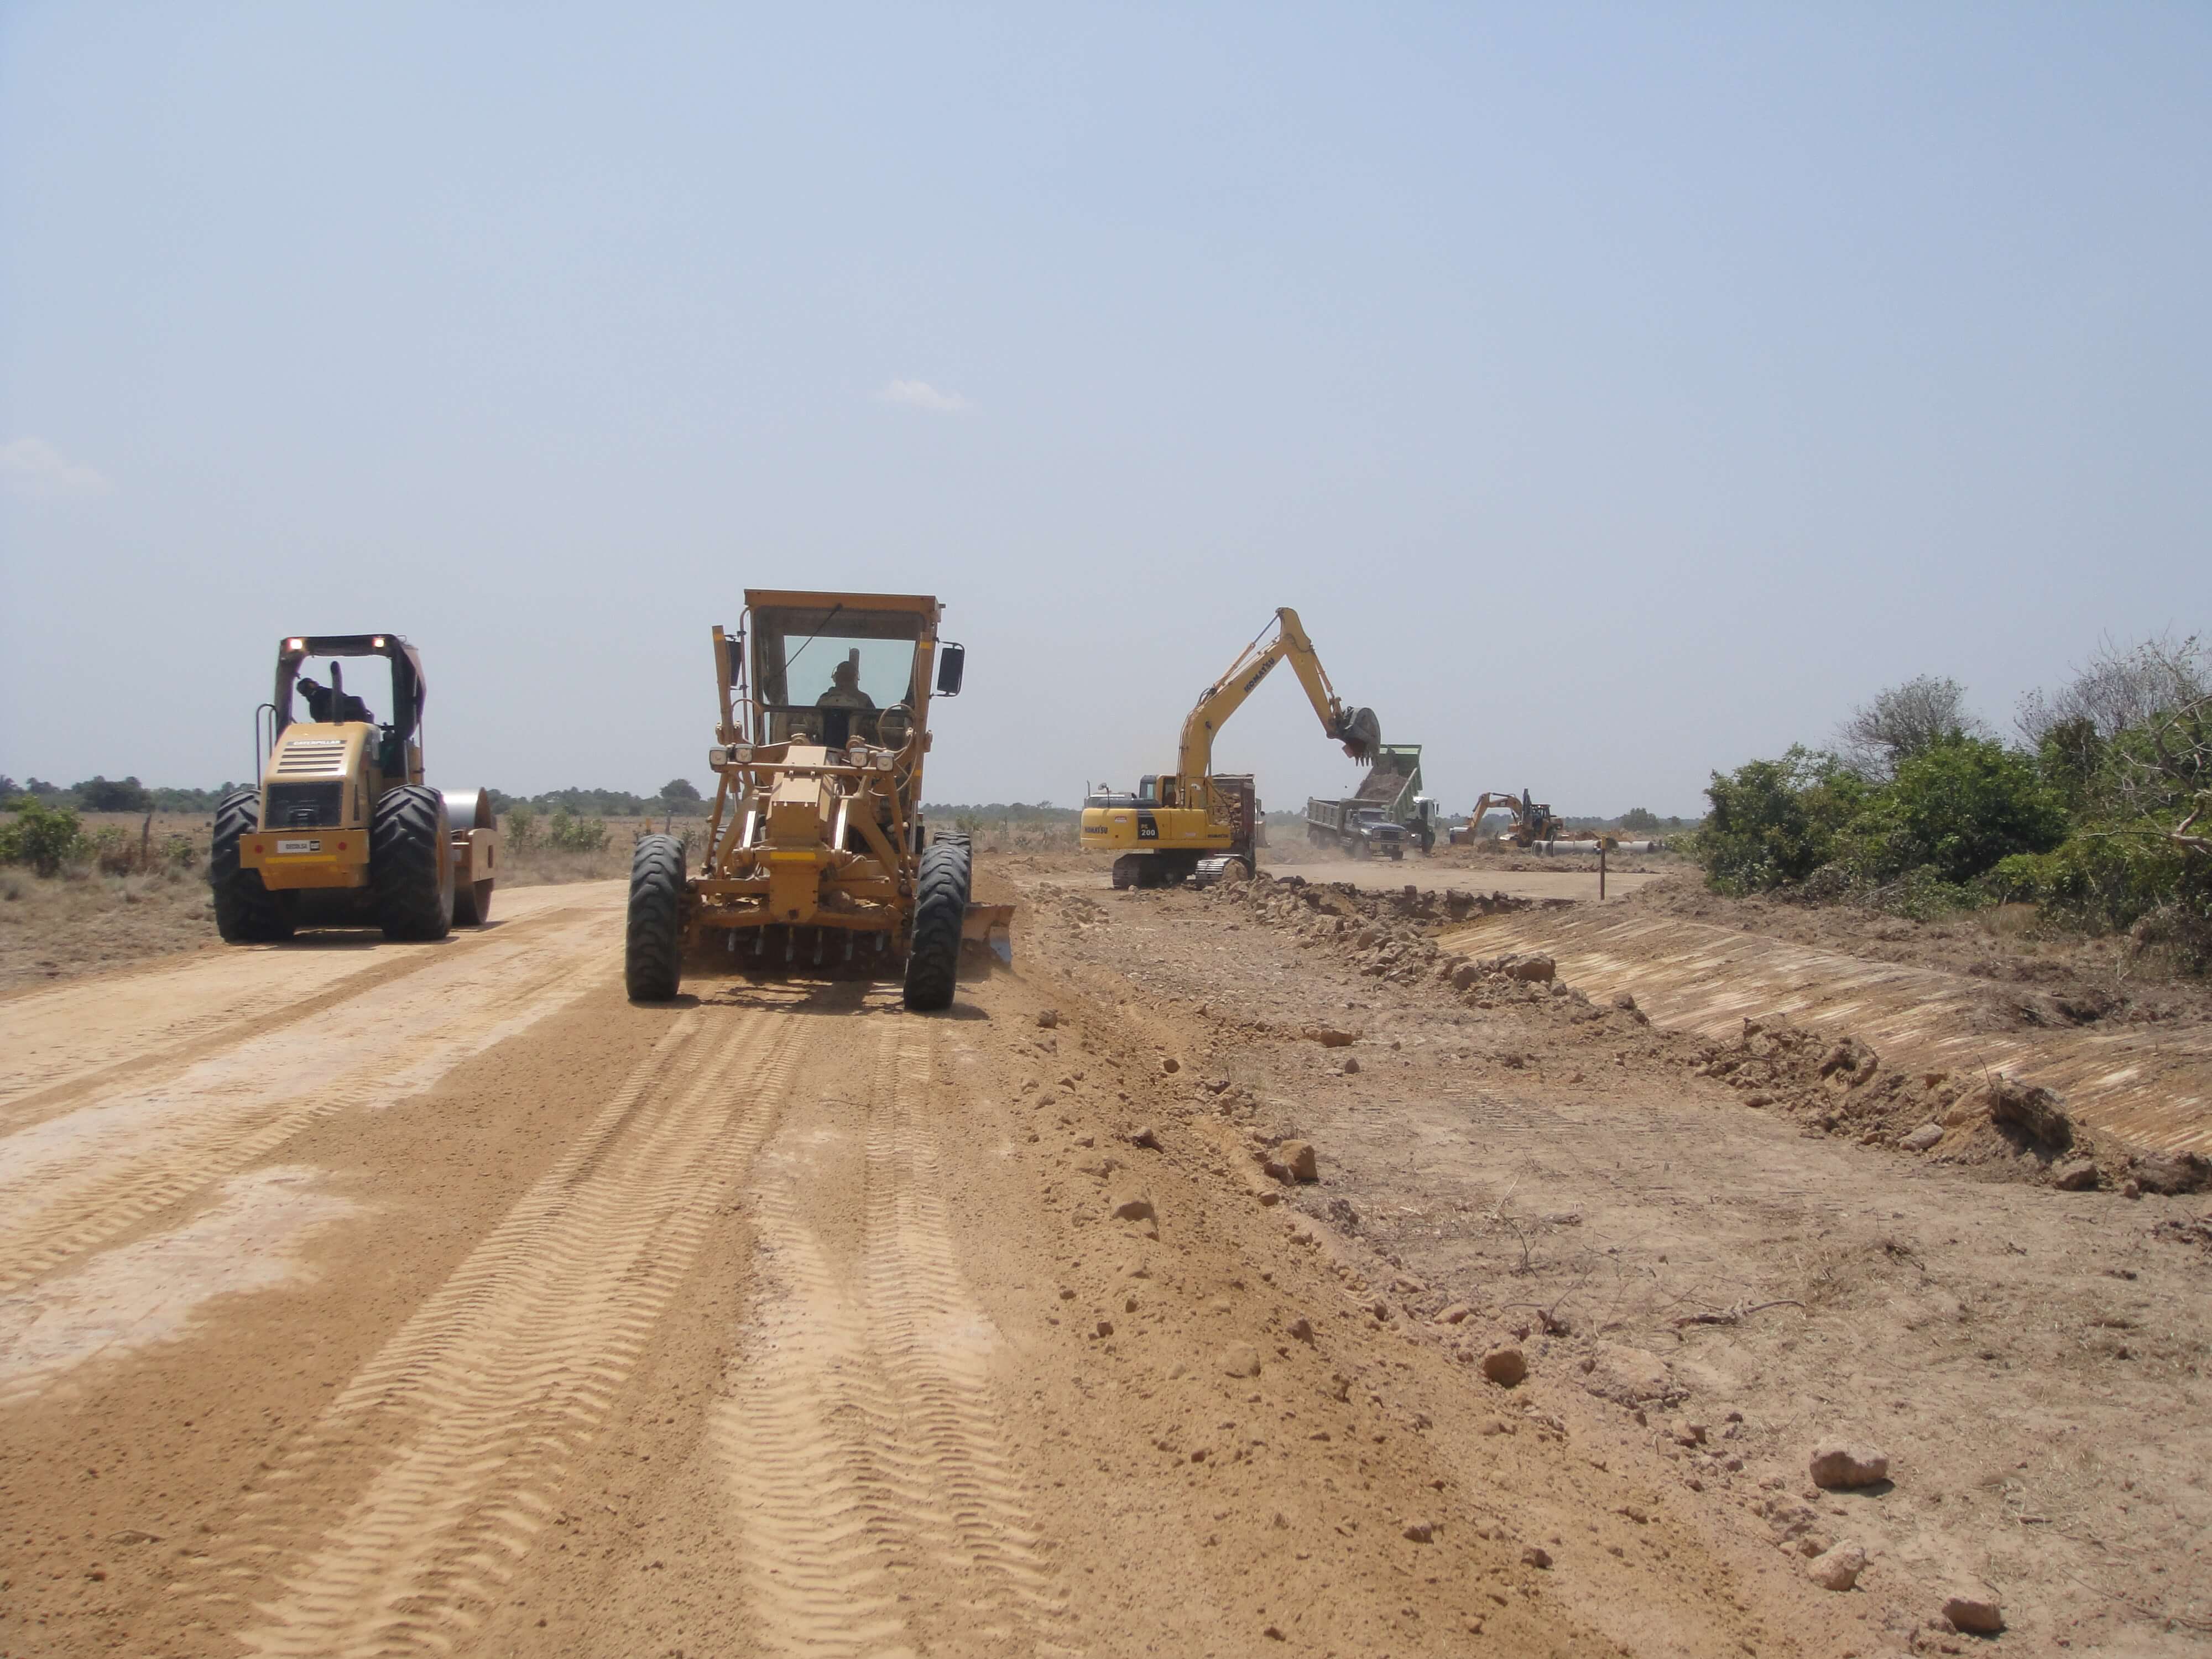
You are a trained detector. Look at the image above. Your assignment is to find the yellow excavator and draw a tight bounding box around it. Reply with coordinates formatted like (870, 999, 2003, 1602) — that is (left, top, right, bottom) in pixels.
(1081, 607, 1379, 888)
(1448, 789, 1564, 848)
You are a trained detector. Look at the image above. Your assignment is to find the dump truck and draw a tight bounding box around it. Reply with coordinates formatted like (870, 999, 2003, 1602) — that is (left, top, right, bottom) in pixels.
(210, 633, 498, 942)
(1305, 744, 1437, 855)
(1362, 744, 1438, 851)
(1303, 796, 1406, 858)
(624, 589, 1009, 1010)
(1081, 607, 1378, 888)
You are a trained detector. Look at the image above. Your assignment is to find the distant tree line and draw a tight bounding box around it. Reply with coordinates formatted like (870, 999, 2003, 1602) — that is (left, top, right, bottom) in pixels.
(1697, 637, 2210, 969)
(488, 780, 711, 820)
(0, 775, 246, 814)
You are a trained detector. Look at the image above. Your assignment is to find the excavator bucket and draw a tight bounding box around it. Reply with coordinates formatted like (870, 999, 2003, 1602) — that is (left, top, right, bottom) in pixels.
(1338, 706, 1382, 763)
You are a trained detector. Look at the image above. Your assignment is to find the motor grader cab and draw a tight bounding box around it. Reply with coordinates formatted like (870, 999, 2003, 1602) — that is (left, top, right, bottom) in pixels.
(210, 634, 498, 942)
(624, 590, 1010, 1010)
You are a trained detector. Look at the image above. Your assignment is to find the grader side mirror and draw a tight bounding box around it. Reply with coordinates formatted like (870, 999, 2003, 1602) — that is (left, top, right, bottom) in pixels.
(935, 641, 966, 697)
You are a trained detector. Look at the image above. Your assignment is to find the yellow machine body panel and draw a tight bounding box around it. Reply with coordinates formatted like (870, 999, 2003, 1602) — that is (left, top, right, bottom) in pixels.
(244, 722, 377, 892)
(1078, 798, 1233, 857)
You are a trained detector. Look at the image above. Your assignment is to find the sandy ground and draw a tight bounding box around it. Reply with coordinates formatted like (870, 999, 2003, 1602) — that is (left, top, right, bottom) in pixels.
(1, 858, 2205, 1655)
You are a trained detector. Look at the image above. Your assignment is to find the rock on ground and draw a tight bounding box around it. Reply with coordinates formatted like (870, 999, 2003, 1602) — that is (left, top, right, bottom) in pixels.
(1805, 1543, 1866, 1591)
(1942, 1595, 2004, 1634)
(1979, 1076, 2073, 1151)
(2132, 1149, 2211, 1195)
(1481, 1345, 1528, 1387)
(1808, 1442, 1889, 1489)
(1274, 1139, 1319, 1182)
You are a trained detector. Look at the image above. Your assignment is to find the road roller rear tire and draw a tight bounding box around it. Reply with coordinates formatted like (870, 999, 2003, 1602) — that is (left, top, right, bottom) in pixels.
(373, 785, 455, 942)
(211, 788, 295, 943)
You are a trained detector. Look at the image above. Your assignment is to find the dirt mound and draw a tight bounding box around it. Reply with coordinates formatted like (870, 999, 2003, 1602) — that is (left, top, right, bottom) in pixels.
(1210, 872, 1598, 1009)
(1686, 1016, 2192, 1191)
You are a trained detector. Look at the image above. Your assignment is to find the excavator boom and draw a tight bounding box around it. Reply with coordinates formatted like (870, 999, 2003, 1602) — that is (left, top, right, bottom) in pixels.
(1082, 605, 1380, 889)
(1176, 608, 1379, 782)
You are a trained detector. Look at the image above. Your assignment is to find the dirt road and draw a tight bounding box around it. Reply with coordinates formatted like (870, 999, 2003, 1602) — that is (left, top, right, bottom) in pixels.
(7, 866, 2204, 1656)
(2, 879, 1757, 1658)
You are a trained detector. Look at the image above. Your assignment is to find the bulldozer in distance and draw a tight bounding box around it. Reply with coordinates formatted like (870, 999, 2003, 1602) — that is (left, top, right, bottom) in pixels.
(625, 590, 1010, 1010)
(211, 634, 499, 941)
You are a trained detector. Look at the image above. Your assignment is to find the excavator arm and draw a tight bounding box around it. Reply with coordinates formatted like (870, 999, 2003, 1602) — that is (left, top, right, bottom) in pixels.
(1176, 607, 1380, 782)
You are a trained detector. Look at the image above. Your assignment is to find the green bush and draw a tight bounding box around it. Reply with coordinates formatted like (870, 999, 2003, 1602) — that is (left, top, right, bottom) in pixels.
(0, 798, 90, 875)
(505, 806, 540, 851)
(544, 810, 608, 853)
(1700, 748, 1870, 894)
(1836, 737, 2067, 886)
(1988, 823, 2203, 930)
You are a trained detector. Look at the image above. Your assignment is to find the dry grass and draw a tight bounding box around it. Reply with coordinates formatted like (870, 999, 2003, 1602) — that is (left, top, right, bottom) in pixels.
(500, 816, 679, 888)
(0, 862, 222, 993)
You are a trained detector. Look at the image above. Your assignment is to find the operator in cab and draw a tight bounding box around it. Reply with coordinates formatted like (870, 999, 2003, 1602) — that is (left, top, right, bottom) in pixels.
(816, 656, 877, 714)
(297, 670, 374, 725)
(810, 654, 878, 746)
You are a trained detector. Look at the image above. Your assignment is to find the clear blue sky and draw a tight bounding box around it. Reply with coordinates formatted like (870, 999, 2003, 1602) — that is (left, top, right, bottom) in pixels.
(3, 3, 2206, 815)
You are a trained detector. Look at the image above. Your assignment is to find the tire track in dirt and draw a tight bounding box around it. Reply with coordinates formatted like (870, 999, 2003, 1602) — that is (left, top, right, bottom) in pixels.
(191, 1006, 802, 1658)
(0, 914, 612, 1300)
(718, 1021, 1069, 1657)
(0, 888, 614, 1122)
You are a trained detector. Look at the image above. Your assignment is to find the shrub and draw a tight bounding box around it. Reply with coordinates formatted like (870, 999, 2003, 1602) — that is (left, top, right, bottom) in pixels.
(1700, 748, 1870, 894)
(505, 806, 540, 851)
(88, 825, 138, 875)
(1989, 824, 2203, 930)
(1618, 807, 1661, 832)
(0, 798, 89, 875)
(1835, 737, 2067, 886)
(544, 810, 608, 853)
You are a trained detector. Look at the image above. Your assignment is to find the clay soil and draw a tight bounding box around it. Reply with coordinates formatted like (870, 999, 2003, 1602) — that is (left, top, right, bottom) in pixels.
(0, 854, 2204, 1657)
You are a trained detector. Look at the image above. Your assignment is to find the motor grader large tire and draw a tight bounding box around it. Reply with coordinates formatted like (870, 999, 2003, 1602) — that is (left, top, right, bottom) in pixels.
(211, 787, 295, 942)
(373, 785, 454, 941)
(902, 837, 970, 1011)
(625, 833, 686, 1002)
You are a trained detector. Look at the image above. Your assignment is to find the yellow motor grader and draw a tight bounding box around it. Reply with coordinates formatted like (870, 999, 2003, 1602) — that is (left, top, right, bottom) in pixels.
(211, 634, 498, 942)
(624, 590, 1009, 1010)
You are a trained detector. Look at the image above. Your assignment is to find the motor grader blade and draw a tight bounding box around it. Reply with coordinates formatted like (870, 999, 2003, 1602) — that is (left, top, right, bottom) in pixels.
(962, 902, 1014, 967)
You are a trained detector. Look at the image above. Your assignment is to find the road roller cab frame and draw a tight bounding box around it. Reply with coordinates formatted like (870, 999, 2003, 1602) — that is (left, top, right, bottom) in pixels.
(211, 634, 499, 942)
(624, 590, 1010, 1010)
